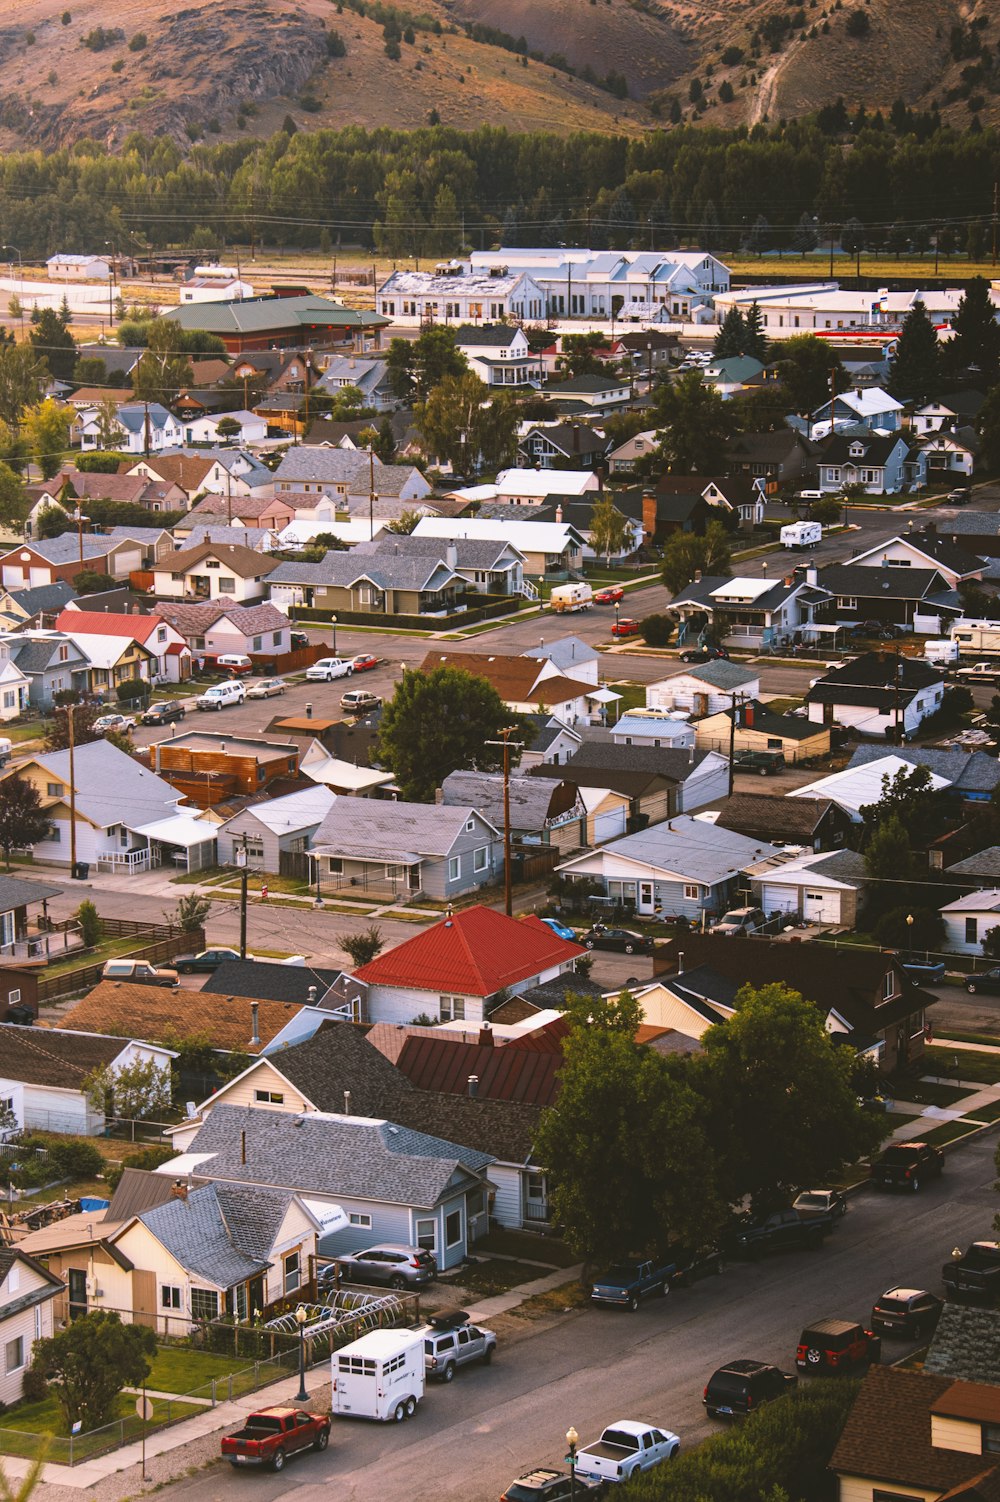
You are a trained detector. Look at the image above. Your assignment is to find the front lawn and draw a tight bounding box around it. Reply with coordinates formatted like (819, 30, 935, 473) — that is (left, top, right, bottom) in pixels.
(925, 1047, 1000, 1085)
(147, 1345, 252, 1393)
(441, 1258, 538, 1298)
(0, 1388, 201, 1443)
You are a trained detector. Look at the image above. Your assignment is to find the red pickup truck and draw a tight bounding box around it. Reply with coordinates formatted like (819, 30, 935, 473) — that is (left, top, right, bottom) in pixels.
(221, 1407, 331, 1470)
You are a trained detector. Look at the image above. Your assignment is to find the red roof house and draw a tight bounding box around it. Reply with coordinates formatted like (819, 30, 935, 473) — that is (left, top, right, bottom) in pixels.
(351, 907, 585, 1026)
(55, 609, 192, 684)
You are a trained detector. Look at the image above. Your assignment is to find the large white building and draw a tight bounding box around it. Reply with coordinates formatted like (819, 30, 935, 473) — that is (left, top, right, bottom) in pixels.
(469, 248, 729, 321)
(378, 262, 546, 325)
(713, 281, 1000, 337)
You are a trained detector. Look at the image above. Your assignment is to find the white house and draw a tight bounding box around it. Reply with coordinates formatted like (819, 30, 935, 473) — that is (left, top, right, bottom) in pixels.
(0, 1023, 174, 1136)
(454, 325, 544, 387)
(713, 282, 989, 337)
(750, 847, 867, 927)
(846, 530, 982, 588)
(804, 655, 946, 739)
(377, 263, 547, 325)
(46, 254, 110, 280)
(156, 600, 292, 659)
(921, 431, 977, 477)
(522, 636, 600, 687)
(180, 410, 268, 447)
(79, 403, 184, 455)
(788, 754, 951, 823)
(412, 515, 584, 578)
(940, 890, 1000, 956)
(0, 1249, 63, 1406)
(180, 266, 255, 303)
(54, 608, 191, 685)
(494, 468, 599, 506)
(468, 247, 730, 320)
(646, 661, 761, 717)
(0, 642, 30, 721)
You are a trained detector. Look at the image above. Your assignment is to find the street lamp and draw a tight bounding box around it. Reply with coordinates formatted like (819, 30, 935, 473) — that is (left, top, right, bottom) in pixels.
(294, 1304, 309, 1402)
(614, 600, 621, 637)
(71, 508, 89, 567)
(314, 854, 324, 909)
(566, 1427, 579, 1502)
(906, 911, 914, 954)
(331, 613, 337, 655)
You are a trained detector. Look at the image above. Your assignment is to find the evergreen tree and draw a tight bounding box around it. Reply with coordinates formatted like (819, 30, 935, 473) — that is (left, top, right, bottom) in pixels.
(699, 199, 720, 251)
(742, 301, 769, 361)
(888, 299, 940, 402)
(713, 305, 746, 359)
(947, 276, 1000, 385)
(656, 370, 731, 474)
(607, 189, 636, 249)
(745, 214, 770, 256)
(500, 206, 519, 247)
(29, 306, 76, 383)
(428, 183, 461, 258)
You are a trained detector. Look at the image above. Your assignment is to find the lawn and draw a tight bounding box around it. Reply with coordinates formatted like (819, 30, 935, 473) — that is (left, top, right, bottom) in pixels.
(443, 1258, 544, 1299)
(965, 1098, 1000, 1124)
(925, 1047, 1000, 1085)
(893, 1079, 971, 1108)
(915, 1119, 983, 1148)
(42, 934, 140, 978)
(0, 1388, 202, 1445)
(474, 1228, 579, 1269)
(147, 1345, 252, 1393)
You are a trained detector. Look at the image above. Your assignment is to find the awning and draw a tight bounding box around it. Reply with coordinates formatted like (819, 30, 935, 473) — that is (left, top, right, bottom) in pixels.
(301, 1199, 349, 1234)
(133, 814, 219, 848)
(587, 688, 623, 704)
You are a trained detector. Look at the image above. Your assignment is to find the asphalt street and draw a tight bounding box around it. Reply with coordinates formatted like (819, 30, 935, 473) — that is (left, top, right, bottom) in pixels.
(156, 1127, 1000, 1502)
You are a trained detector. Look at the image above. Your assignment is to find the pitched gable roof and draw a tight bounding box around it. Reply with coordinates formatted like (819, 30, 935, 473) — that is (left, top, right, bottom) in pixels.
(394, 1033, 561, 1106)
(55, 982, 305, 1054)
(0, 1023, 127, 1087)
(202, 959, 342, 1002)
(353, 907, 584, 997)
(713, 793, 839, 841)
(312, 799, 495, 863)
(157, 542, 278, 580)
(418, 650, 592, 707)
(134, 1182, 282, 1289)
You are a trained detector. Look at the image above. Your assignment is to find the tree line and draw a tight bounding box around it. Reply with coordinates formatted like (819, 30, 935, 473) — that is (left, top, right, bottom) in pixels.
(0, 116, 996, 258)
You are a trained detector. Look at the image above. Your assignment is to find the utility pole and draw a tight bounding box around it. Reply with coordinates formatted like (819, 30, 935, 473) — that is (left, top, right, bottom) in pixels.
(68, 703, 77, 877)
(226, 464, 232, 525)
(239, 832, 249, 959)
(893, 647, 903, 745)
(369, 446, 376, 541)
(993, 179, 998, 268)
(143, 400, 151, 460)
(485, 727, 522, 916)
(727, 692, 744, 798)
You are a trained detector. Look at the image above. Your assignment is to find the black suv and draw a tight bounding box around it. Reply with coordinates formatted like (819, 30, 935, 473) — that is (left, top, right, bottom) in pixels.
(870, 1141, 944, 1192)
(704, 1360, 797, 1419)
(870, 1288, 943, 1339)
(500, 1470, 603, 1502)
(796, 1319, 881, 1373)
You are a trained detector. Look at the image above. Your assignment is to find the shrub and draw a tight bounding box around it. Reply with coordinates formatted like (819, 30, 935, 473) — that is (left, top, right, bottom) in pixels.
(48, 1139, 104, 1179)
(61, 9, 71, 21)
(104, 1144, 174, 1192)
(20, 1366, 48, 1403)
(721, 44, 744, 64)
(76, 899, 101, 949)
(326, 27, 346, 54)
(845, 7, 869, 33)
(640, 613, 675, 647)
(128, 31, 147, 50)
(111, 58, 123, 72)
(81, 25, 123, 50)
(115, 678, 149, 705)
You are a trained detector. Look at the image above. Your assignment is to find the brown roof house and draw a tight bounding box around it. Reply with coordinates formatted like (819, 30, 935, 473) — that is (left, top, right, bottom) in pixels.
(151, 542, 278, 604)
(0, 1022, 174, 1136)
(53, 982, 324, 1058)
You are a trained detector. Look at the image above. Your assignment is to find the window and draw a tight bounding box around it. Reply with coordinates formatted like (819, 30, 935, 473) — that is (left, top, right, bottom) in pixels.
(883, 969, 897, 1000)
(966, 917, 979, 945)
(683, 884, 701, 900)
(385, 863, 406, 880)
(193, 636, 206, 650)
(448, 855, 460, 882)
(283, 1251, 300, 1294)
(440, 994, 465, 1021)
(272, 632, 281, 646)
(160, 1285, 182, 1310)
(327, 857, 343, 875)
(5, 1263, 18, 1293)
(415, 1218, 437, 1252)
(252, 636, 262, 652)
(218, 577, 236, 594)
(156, 626, 167, 643)
(254, 1089, 284, 1105)
(190, 1288, 218, 1321)
(836, 597, 858, 610)
(465, 818, 475, 832)
(348, 1212, 372, 1228)
(46, 782, 64, 798)
(473, 846, 488, 873)
(445, 1209, 462, 1248)
(984, 1425, 1000, 1454)
(2, 692, 13, 710)
(4, 1336, 24, 1374)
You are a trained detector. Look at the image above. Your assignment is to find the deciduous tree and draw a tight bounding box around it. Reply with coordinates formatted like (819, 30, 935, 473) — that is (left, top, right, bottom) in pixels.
(777, 335, 844, 413)
(661, 520, 731, 594)
(416, 372, 516, 474)
(588, 491, 631, 564)
(30, 1311, 157, 1431)
(0, 343, 47, 424)
(655, 370, 731, 474)
(386, 327, 466, 402)
(340, 925, 384, 967)
(22, 398, 73, 480)
(0, 777, 51, 869)
(131, 318, 194, 406)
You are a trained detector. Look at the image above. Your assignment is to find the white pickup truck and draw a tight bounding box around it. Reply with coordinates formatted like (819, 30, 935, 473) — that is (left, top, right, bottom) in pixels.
(574, 1421, 680, 1483)
(954, 661, 1000, 683)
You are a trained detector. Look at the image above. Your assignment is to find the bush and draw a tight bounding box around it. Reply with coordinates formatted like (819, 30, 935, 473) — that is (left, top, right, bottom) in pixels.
(326, 27, 346, 54)
(812, 496, 844, 525)
(640, 613, 674, 647)
(845, 7, 870, 34)
(104, 1144, 174, 1192)
(76, 899, 101, 949)
(48, 1139, 104, 1179)
(872, 904, 945, 952)
(20, 1366, 48, 1403)
(128, 31, 147, 49)
(116, 678, 149, 705)
(81, 25, 123, 49)
(74, 571, 117, 595)
(75, 451, 129, 473)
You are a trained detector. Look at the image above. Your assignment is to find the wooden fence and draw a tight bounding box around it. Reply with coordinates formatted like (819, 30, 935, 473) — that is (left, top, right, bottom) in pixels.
(35, 924, 205, 1003)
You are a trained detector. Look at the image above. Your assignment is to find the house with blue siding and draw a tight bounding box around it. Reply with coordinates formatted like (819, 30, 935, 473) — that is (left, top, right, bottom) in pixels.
(556, 814, 780, 920)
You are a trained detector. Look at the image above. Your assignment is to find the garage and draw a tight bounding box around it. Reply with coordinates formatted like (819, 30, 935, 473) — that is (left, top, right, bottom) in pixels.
(803, 888, 842, 924)
(760, 883, 799, 915)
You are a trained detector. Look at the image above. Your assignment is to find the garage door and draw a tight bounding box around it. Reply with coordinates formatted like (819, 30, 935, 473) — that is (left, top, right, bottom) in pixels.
(760, 883, 798, 915)
(594, 807, 627, 843)
(803, 888, 840, 924)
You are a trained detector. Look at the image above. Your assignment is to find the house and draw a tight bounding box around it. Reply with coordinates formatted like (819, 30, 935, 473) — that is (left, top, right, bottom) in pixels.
(847, 526, 984, 588)
(314, 355, 396, 410)
(55, 607, 192, 684)
(412, 515, 585, 579)
(269, 550, 463, 619)
(940, 890, 1000, 955)
(726, 428, 819, 494)
(517, 423, 608, 470)
(810, 384, 905, 438)
(817, 563, 956, 631)
(945, 847, 1000, 886)
(0, 1248, 63, 1406)
(712, 793, 850, 851)
(465, 247, 729, 320)
(348, 906, 584, 1026)
(559, 742, 731, 816)
(0, 641, 30, 719)
(647, 661, 761, 718)
(152, 543, 278, 604)
(494, 468, 599, 507)
(543, 373, 630, 413)
(1, 631, 91, 707)
(749, 846, 868, 926)
(178, 524, 278, 557)
(179, 410, 267, 447)
(231, 350, 320, 397)
(650, 934, 934, 1071)
(78, 402, 184, 455)
(4, 739, 195, 873)
(788, 754, 952, 824)
(816, 431, 917, 495)
(164, 295, 389, 355)
(351, 533, 529, 599)
(516, 715, 584, 770)
(831, 1364, 1000, 1501)
(912, 390, 986, 435)
(126, 450, 275, 505)
(158, 1101, 494, 1271)
(298, 746, 396, 799)
(701, 354, 768, 398)
(920, 427, 979, 477)
(180, 493, 296, 535)
(804, 653, 946, 737)
(453, 325, 543, 387)
(0, 1023, 173, 1136)
(47, 253, 110, 280)
(58, 620, 159, 698)
(180, 264, 254, 302)
(614, 328, 678, 369)
(556, 815, 780, 920)
(0, 875, 63, 984)
(694, 698, 832, 763)
(522, 636, 600, 687)
(655, 474, 768, 532)
(144, 733, 300, 804)
(201, 959, 342, 1006)
(272, 447, 431, 509)
(610, 714, 695, 750)
(0, 535, 128, 590)
(418, 650, 601, 727)
(310, 799, 502, 903)
(377, 263, 546, 325)
(154, 601, 292, 663)
(0, 581, 76, 630)
(441, 770, 590, 850)
(606, 430, 659, 475)
(847, 746, 1000, 806)
(668, 571, 831, 652)
(519, 496, 644, 563)
(216, 786, 336, 870)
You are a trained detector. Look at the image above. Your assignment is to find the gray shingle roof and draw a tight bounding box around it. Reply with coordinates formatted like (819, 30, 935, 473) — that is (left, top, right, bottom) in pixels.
(818, 564, 946, 600)
(182, 1103, 493, 1207)
(925, 1303, 1000, 1386)
(265, 1022, 412, 1116)
(655, 660, 759, 692)
(269, 552, 456, 592)
(138, 1182, 282, 1289)
(6, 582, 76, 615)
(567, 813, 779, 885)
(8, 535, 113, 565)
(311, 800, 492, 861)
(566, 742, 713, 781)
(33, 740, 181, 829)
(0, 875, 62, 913)
(946, 847, 1000, 880)
(522, 636, 599, 673)
(847, 745, 1000, 794)
(441, 770, 568, 833)
(353, 535, 519, 570)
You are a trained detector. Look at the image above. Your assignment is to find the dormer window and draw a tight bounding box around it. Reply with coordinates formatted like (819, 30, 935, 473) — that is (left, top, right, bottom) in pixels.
(849, 442, 865, 457)
(882, 969, 897, 1002)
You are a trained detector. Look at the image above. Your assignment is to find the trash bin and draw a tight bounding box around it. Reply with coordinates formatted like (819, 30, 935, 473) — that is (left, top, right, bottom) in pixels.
(72, 862, 89, 880)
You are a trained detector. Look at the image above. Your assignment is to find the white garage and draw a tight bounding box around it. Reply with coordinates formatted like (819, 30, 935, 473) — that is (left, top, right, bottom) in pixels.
(754, 848, 866, 929)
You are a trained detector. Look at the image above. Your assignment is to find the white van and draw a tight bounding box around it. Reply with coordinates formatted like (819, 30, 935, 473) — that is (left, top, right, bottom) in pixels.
(549, 583, 593, 613)
(0, 737, 11, 768)
(780, 521, 822, 549)
(197, 681, 246, 711)
(331, 1329, 425, 1423)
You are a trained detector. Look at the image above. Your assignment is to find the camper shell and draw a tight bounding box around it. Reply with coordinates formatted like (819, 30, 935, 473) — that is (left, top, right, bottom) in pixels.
(924, 639, 959, 666)
(549, 583, 593, 613)
(331, 1328, 425, 1423)
(951, 620, 1000, 659)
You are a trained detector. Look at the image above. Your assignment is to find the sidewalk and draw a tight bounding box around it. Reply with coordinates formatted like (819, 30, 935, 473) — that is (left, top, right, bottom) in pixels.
(463, 1262, 583, 1322)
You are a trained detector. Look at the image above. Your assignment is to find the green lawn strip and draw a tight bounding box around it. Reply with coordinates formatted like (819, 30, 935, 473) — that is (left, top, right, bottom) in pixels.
(925, 1047, 1000, 1084)
(896, 1080, 971, 1108)
(916, 1119, 984, 1148)
(936, 1030, 1000, 1047)
(42, 934, 142, 978)
(962, 1098, 1000, 1124)
(764, 696, 804, 714)
(0, 1389, 202, 1446)
(608, 681, 646, 714)
(147, 1345, 251, 1392)
(215, 872, 312, 897)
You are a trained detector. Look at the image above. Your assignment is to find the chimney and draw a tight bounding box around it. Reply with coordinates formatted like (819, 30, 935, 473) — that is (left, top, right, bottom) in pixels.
(555, 503, 563, 523)
(305, 702, 313, 719)
(467, 1075, 479, 1098)
(855, 388, 863, 400)
(924, 520, 937, 536)
(250, 1001, 260, 1046)
(478, 1024, 493, 1046)
(678, 951, 684, 974)
(693, 569, 702, 584)
(783, 575, 792, 587)
(307, 985, 317, 1004)
(240, 1129, 246, 1165)
(343, 1089, 351, 1115)
(806, 562, 818, 586)
(171, 1179, 188, 1201)
(446, 542, 458, 570)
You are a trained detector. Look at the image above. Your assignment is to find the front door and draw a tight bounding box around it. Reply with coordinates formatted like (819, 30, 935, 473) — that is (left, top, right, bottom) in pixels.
(639, 881, 654, 912)
(68, 1267, 88, 1321)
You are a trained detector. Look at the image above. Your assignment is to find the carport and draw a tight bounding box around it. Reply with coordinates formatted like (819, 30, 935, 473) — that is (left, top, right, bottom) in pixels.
(134, 813, 218, 872)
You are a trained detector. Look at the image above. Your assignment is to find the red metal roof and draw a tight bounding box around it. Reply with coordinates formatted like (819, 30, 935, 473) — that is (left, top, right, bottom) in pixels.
(353, 907, 585, 997)
(55, 609, 169, 642)
(395, 1033, 562, 1106)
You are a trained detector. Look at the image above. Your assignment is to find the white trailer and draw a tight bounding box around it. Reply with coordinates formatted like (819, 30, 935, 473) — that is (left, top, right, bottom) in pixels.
(950, 619, 1000, 658)
(780, 521, 822, 549)
(924, 638, 959, 666)
(331, 1329, 425, 1423)
(549, 582, 593, 613)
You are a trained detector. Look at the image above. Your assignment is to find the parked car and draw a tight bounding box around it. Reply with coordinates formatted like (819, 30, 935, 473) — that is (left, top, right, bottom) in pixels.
(216, 654, 254, 676)
(947, 487, 971, 504)
(679, 645, 729, 663)
(610, 617, 640, 639)
(306, 657, 354, 681)
(500, 1469, 604, 1502)
(594, 586, 625, 605)
(795, 1318, 881, 1374)
(340, 689, 381, 715)
(290, 630, 310, 649)
(667, 1243, 724, 1288)
(729, 1207, 831, 1259)
(591, 1256, 675, 1310)
(896, 953, 945, 984)
(540, 916, 578, 942)
(704, 1360, 796, 1419)
(421, 1309, 496, 1381)
(246, 677, 287, 700)
(942, 1241, 1000, 1300)
(221, 1407, 330, 1470)
(792, 1189, 847, 1220)
(101, 959, 179, 988)
(870, 1287, 943, 1338)
(197, 681, 246, 711)
(174, 947, 242, 975)
(320, 1243, 436, 1291)
(574, 1421, 680, 1484)
(712, 906, 767, 937)
(965, 968, 1000, 994)
(870, 1141, 944, 1192)
(350, 653, 379, 673)
(733, 750, 786, 776)
(580, 926, 654, 955)
(141, 702, 186, 726)
(93, 713, 134, 735)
